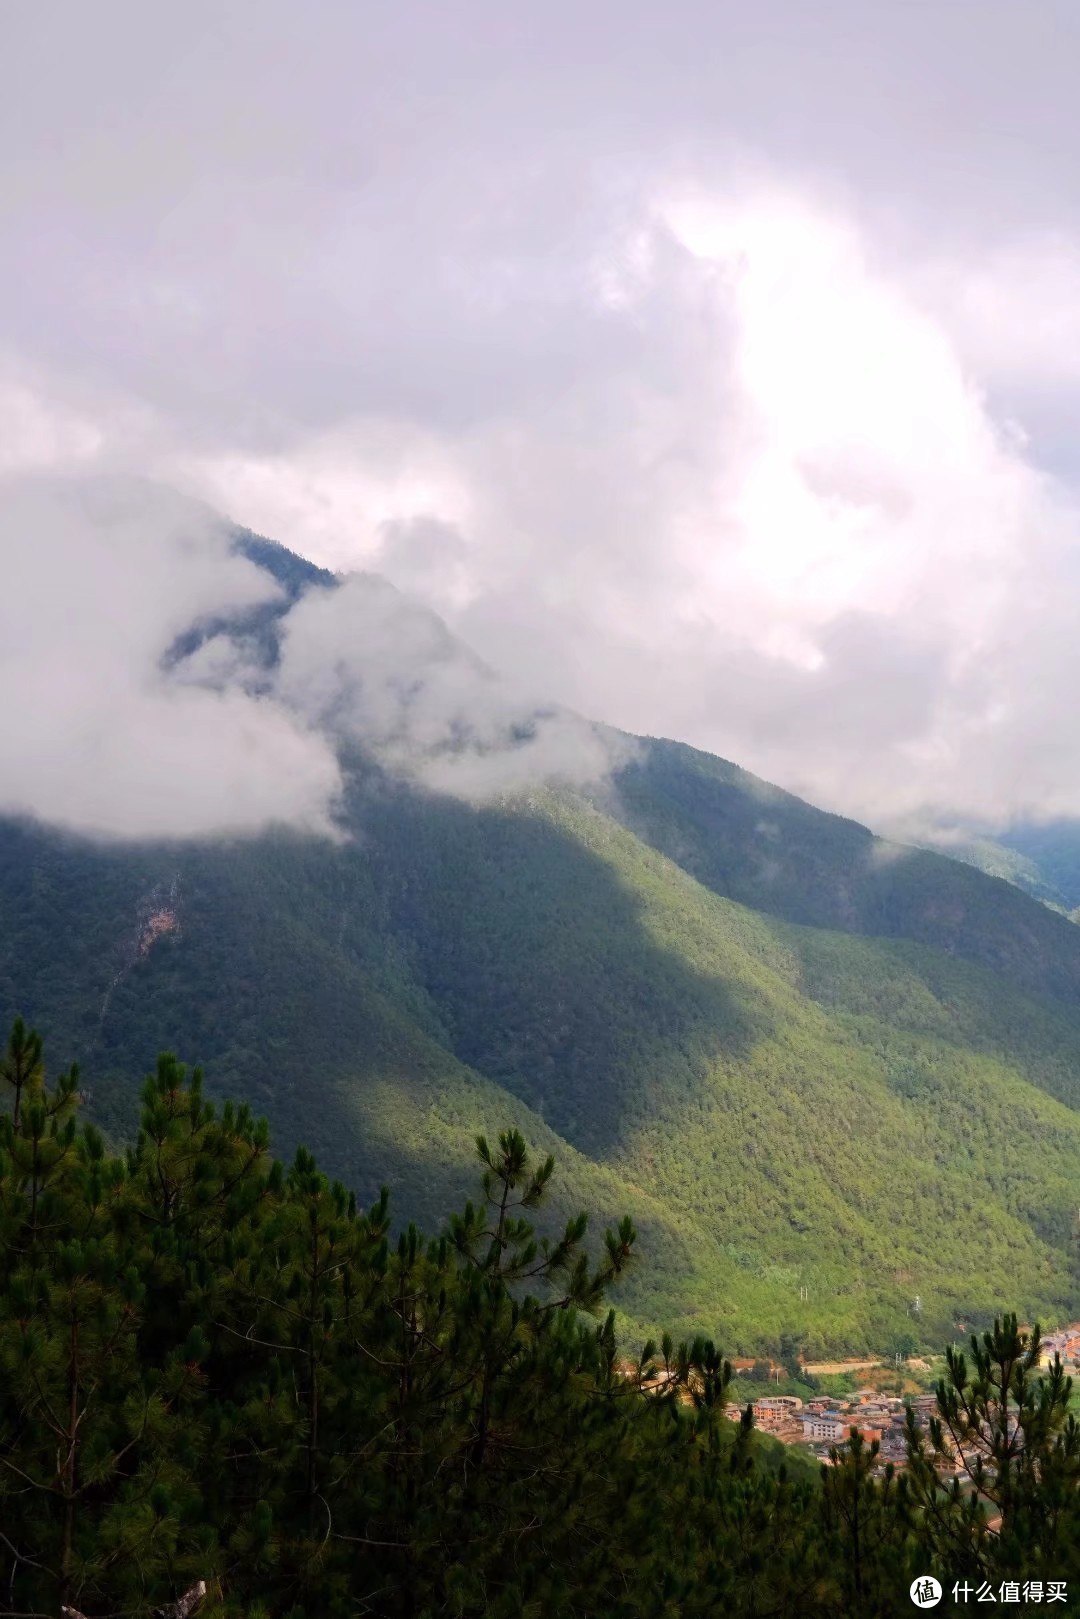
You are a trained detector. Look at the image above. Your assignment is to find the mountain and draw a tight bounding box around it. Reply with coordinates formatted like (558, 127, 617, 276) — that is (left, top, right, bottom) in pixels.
(998, 820, 1080, 916)
(608, 739, 1080, 998)
(912, 832, 1071, 912)
(4, 525, 1080, 1358)
(909, 822, 1080, 922)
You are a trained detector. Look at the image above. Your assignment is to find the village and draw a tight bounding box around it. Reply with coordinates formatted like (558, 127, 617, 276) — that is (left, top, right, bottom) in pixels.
(738, 1389, 935, 1469)
(730, 1323, 1080, 1473)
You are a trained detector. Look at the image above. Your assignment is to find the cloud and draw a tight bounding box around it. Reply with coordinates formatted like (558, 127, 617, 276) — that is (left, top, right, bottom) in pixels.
(8, 6, 1080, 836)
(272, 571, 632, 800)
(0, 476, 343, 839)
(0, 472, 629, 840)
(159, 184, 1080, 833)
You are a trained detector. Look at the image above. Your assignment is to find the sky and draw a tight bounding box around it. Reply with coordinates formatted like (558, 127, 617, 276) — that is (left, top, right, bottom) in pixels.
(6, 1, 1080, 839)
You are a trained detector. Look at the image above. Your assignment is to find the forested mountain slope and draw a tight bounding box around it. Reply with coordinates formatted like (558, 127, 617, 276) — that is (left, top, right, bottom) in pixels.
(5, 779, 1080, 1355)
(608, 737, 1080, 1002)
(999, 819, 1080, 914)
(4, 527, 1080, 1356)
(914, 832, 1070, 912)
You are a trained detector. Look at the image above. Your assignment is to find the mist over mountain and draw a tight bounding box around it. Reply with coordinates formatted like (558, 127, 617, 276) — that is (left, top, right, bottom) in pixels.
(0, 475, 629, 840)
(5, 486, 1080, 1358)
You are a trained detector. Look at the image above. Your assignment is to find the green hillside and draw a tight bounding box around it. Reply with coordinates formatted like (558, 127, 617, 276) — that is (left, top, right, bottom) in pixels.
(1000, 819, 1080, 915)
(5, 1034, 1071, 1619)
(877, 817, 1080, 923)
(906, 827, 1080, 918)
(608, 735, 1080, 1000)
(6, 768, 1080, 1358)
(5, 529, 1080, 1358)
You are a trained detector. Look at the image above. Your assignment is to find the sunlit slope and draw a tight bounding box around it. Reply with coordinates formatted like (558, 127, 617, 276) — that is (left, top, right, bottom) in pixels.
(4, 774, 1080, 1354)
(346, 785, 1080, 1351)
(609, 736, 1080, 1001)
(0, 814, 717, 1336)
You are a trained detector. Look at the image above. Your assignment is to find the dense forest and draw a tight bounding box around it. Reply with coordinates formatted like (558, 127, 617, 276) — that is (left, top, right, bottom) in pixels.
(2, 1021, 1079, 1618)
(5, 535, 1080, 1355)
(7, 781, 1080, 1356)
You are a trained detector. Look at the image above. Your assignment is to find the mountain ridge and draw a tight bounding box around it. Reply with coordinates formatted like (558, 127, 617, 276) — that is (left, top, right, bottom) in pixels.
(3, 520, 1080, 1356)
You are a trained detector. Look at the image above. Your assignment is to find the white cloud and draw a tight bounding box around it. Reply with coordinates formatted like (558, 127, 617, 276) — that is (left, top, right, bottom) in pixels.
(189, 423, 475, 577)
(8, 5, 1080, 837)
(158, 182, 1080, 832)
(918, 234, 1080, 391)
(273, 571, 630, 799)
(0, 467, 632, 840)
(0, 379, 104, 476)
(0, 476, 343, 839)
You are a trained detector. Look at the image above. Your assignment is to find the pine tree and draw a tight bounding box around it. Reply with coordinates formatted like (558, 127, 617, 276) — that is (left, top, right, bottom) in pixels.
(5, 1018, 1080, 1617)
(0, 1015, 44, 1131)
(905, 1314, 1080, 1587)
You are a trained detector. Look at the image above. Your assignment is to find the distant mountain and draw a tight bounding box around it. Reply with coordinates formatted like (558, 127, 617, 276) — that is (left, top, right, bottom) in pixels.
(4, 526, 1080, 1358)
(912, 833, 1068, 910)
(912, 822, 1080, 924)
(998, 820, 1080, 916)
(608, 740, 1080, 997)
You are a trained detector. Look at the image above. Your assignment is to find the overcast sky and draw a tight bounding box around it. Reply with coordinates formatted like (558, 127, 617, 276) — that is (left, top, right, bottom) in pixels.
(6, 1, 1080, 837)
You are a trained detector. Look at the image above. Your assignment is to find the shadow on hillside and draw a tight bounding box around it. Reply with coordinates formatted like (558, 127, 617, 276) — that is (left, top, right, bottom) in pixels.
(610, 740, 1080, 1011)
(351, 776, 774, 1160)
(0, 782, 773, 1170)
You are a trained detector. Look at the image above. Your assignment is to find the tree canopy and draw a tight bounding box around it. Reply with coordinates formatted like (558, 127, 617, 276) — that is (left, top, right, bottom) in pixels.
(1, 1024, 1079, 1617)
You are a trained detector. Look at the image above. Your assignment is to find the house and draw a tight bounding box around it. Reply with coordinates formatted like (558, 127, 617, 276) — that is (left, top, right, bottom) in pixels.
(879, 1431, 908, 1463)
(854, 1403, 891, 1422)
(751, 1396, 803, 1429)
(798, 1413, 848, 1442)
(752, 1396, 803, 1420)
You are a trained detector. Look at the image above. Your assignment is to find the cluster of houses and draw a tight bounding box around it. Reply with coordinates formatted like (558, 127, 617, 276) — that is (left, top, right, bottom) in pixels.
(628, 1322, 1080, 1478)
(734, 1322, 1080, 1468)
(740, 1391, 941, 1469)
(1041, 1326, 1080, 1365)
